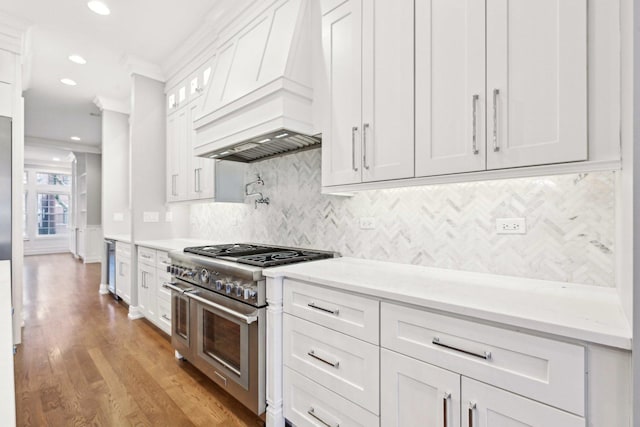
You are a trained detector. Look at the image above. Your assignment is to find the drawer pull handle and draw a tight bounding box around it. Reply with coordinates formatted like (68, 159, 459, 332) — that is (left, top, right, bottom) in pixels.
(443, 392, 451, 427)
(307, 302, 339, 316)
(161, 314, 171, 321)
(432, 337, 491, 360)
(307, 407, 339, 427)
(307, 350, 339, 368)
(468, 401, 476, 427)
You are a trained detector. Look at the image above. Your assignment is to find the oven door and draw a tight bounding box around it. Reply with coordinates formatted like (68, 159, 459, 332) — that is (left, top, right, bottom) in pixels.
(163, 281, 194, 359)
(189, 289, 265, 414)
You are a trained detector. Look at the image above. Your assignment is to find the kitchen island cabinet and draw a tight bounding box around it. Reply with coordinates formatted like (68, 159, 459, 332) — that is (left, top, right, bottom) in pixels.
(264, 257, 631, 427)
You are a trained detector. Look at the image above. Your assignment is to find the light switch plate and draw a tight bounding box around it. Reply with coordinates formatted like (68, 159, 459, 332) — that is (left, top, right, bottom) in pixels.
(165, 212, 173, 222)
(143, 211, 159, 223)
(359, 217, 376, 230)
(113, 212, 124, 222)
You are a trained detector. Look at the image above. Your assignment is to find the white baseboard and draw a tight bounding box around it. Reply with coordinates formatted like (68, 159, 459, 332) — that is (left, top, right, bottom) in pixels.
(24, 247, 71, 256)
(83, 256, 102, 264)
(128, 306, 145, 320)
(99, 284, 110, 295)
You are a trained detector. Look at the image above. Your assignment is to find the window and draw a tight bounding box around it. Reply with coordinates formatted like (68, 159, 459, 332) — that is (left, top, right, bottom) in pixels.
(36, 172, 71, 186)
(37, 193, 70, 236)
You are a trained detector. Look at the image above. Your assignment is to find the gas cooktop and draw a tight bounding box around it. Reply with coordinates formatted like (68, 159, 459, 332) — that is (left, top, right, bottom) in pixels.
(183, 243, 336, 268)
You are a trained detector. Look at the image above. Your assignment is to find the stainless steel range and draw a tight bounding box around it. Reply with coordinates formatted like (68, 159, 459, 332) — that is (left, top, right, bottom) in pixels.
(164, 244, 337, 416)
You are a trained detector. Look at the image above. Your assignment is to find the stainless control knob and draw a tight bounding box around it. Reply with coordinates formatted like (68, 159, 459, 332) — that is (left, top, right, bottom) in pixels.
(225, 282, 233, 294)
(235, 285, 244, 297)
(215, 280, 224, 291)
(243, 286, 257, 300)
(166, 265, 172, 273)
(199, 269, 210, 283)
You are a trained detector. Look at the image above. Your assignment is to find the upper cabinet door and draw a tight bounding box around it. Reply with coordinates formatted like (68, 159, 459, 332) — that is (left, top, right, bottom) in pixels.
(415, 0, 486, 177)
(361, 0, 414, 182)
(486, 0, 587, 169)
(321, 0, 363, 187)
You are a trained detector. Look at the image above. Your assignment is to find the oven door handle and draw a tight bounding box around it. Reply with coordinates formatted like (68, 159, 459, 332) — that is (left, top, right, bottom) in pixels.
(187, 292, 259, 325)
(162, 282, 189, 294)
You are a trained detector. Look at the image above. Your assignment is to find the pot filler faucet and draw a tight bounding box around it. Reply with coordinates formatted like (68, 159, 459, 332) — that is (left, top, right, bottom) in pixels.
(245, 175, 270, 209)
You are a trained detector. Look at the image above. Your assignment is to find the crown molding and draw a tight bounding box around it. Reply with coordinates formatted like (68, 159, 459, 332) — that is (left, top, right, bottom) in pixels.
(123, 54, 165, 82)
(25, 136, 102, 154)
(0, 12, 30, 54)
(93, 95, 130, 115)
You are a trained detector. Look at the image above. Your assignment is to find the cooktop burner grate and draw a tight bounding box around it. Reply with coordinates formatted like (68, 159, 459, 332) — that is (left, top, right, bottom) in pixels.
(236, 250, 333, 267)
(184, 244, 275, 257)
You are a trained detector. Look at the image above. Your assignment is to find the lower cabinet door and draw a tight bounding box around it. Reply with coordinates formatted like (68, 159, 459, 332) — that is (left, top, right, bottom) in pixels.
(381, 348, 460, 427)
(284, 367, 379, 427)
(462, 377, 585, 427)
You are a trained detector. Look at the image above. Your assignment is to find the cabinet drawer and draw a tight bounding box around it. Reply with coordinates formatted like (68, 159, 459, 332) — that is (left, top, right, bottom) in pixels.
(284, 367, 379, 427)
(284, 314, 379, 414)
(157, 298, 172, 335)
(284, 279, 379, 344)
(138, 247, 156, 266)
(381, 302, 585, 416)
(156, 250, 171, 270)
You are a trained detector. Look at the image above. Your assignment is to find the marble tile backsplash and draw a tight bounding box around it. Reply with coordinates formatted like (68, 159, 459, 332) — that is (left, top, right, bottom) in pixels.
(191, 149, 616, 287)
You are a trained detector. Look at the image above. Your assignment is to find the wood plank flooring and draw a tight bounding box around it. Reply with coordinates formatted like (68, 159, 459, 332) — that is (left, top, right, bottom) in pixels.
(14, 254, 265, 427)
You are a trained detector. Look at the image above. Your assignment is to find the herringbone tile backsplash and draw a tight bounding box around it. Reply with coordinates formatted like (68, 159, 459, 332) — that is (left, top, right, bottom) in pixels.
(191, 149, 615, 286)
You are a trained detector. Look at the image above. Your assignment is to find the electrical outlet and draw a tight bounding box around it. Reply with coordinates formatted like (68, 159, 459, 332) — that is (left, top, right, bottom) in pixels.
(165, 212, 173, 222)
(359, 217, 376, 230)
(143, 211, 159, 223)
(496, 218, 526, 234)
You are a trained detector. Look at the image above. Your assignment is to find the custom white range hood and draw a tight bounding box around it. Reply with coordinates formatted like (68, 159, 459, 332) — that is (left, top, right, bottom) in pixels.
(194, 0, 319, 163)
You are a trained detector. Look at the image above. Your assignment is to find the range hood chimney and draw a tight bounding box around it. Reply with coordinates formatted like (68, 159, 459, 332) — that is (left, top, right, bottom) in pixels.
(194, 0, 319, 163)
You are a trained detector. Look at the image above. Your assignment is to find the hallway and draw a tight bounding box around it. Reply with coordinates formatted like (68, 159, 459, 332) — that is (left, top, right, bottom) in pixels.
(14, 254, 264, 426)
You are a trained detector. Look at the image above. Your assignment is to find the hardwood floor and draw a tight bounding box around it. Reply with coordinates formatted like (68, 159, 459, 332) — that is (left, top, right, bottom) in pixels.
(14, 254, 265, 427)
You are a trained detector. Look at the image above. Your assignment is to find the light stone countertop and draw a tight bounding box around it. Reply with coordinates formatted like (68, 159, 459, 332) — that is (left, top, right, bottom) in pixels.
(104, 234, 132, 243)
(264, 257, 632, 350)
(134, 238, 219, 252)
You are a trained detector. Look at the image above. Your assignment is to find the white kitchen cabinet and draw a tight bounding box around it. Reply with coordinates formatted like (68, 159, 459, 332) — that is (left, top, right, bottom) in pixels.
(485, 0, 587, 169)
(166, 107, 188, 202)
(462, 378, 584, 427)
(186, 98, 215, 200)
(166, 68, 244, 203)
(321, 0, 414, 187)
(381, 349, 460, 427)
(136, 246, 172, 335)
(115, 242, 131, 304)
(415, 0, 586, 177)
(414, 0, 486, 176)
(382, 348, 583, 427)
(137, 255, 156, 320)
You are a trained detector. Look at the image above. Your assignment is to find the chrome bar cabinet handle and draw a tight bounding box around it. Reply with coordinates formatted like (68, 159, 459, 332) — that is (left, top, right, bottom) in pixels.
(493, 88, 500, 152)
(472, 94, 479, 155)
(307, 407, 339, 427)
(307, 350, 340, 368)
(468, 401, 477, 427)
(363, 123, 370, 170)
(307, 302, 339, 316)
(443, 392, 451, 427)
(351, 126, 359, 171)
(432, 337, 491, 360)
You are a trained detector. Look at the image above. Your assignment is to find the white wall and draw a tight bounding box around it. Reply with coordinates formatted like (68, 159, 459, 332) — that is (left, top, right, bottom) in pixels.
(129, 74, 189, 242)
(101, 110, 130, 236)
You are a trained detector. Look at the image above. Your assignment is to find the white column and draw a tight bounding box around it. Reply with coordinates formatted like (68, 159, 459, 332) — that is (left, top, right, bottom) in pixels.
(266, 276, 285, 427)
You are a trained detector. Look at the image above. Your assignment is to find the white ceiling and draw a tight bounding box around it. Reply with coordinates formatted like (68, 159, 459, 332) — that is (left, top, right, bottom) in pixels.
(0, 0, 220, 147)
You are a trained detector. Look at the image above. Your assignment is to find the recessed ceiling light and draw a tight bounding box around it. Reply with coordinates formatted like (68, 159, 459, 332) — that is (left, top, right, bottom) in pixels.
(70, 136, 81, 141)
(258, 138, 271, 144)
(60, 78, 77, 86)
(52, 157, 61, 162)
(68, 55, 87, 65)
(87, 1, 110, 16)
(275, 132, 289, 139)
